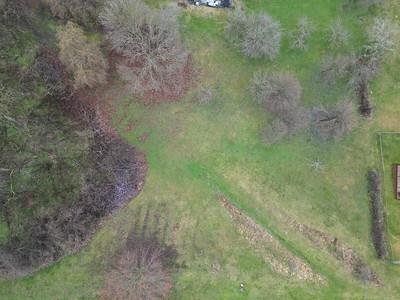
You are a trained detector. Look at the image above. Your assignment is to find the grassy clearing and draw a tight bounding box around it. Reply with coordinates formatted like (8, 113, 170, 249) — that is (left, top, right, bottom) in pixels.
(1, 0, 400, 299)
(379, 133, 400, 261)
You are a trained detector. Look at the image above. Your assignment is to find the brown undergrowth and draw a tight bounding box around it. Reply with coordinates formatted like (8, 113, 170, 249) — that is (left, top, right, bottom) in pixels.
(286, 217, 381, 285)
(218, 196, 325, 283)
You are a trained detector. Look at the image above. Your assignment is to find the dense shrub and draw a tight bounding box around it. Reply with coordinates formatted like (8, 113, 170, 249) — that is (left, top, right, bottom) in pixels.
(226, 11, 281, 59)
(310, 100, 354, 140)
(45, 0, 101, 28)
(289, 17, 314, 51)
(0, 13, 145, 276)
(99, 0, 188, 94)
(2, 134, 143, 270)
(33, 46, 71, 97)
(367, 170, 386, 259)
(57, 21, 108, 90)
(0, 90, 91, 274)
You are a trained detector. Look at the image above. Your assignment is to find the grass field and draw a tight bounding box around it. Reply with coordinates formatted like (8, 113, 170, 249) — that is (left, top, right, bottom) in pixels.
(379, 133, 400, 261)
(1, 0, 400, 299)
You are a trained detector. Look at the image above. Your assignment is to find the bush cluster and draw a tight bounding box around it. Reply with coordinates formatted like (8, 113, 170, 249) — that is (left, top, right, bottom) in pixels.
(0, 8, 145, 276)
(226, 11, 281, 59)
(45, 0, 101, 28)
(367, 170, 386, 259)
(99, 0, 188, 94)
(310, 101, 354, 141)
(57, 21, 108, 90)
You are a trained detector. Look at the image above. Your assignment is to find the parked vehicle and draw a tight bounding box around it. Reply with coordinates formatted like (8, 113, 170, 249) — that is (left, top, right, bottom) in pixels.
(190, 0, 231, 8)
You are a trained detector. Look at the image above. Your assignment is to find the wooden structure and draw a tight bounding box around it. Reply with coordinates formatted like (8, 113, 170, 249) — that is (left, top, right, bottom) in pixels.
(394, 164, 400, 200)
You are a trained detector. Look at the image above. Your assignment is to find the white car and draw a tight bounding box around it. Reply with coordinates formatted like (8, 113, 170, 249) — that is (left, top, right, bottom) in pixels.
(206, 0, 222, 7)
(194, 0, 222, 7)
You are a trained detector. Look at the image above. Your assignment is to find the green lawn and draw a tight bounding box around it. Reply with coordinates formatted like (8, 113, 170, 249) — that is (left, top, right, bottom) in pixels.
(379, 134, 400, 261)
(1, 0, 400, 299)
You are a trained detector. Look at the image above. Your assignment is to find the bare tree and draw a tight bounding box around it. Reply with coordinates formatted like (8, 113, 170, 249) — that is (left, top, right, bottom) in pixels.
(365, 17, 397, 58)
(226, 11, 281, 59)
(289, 16, 314, 51)
(98, 221, 177, 300)
(319, 54, 355, 87)
(57, 21, 108, 90)
(99, 0, 188, 94)
(327, 19, 350, 48)
(311, 100, 355, 140)
(250, 72, 301, 123)
(99, 249, 172, 300)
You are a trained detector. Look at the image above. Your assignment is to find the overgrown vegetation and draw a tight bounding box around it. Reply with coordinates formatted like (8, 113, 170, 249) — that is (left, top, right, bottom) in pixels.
(45, 0, 102, 28)
(0, 0, 145, 277)
(99, 0, 189, 95)
(2, 0, 400, 299)
(58, 21, 108, 89)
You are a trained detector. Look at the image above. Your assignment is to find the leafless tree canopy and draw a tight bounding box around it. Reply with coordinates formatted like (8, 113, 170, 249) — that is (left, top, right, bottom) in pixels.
(365, 17, 397, 58)
(99, 0, 188, 93)
(251, 72, 309, 145)
(319, 54, 355, 87)
(57, 21, 108, 90)
(289, 17, 314, 51)
(311, 100, 355, 140)
(250, 72, 301, 121)
(327, 19, 351, 48)
(100, 249, 172, 300)
(99, 214, 177, 300)
(226, 11, 281, 59)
